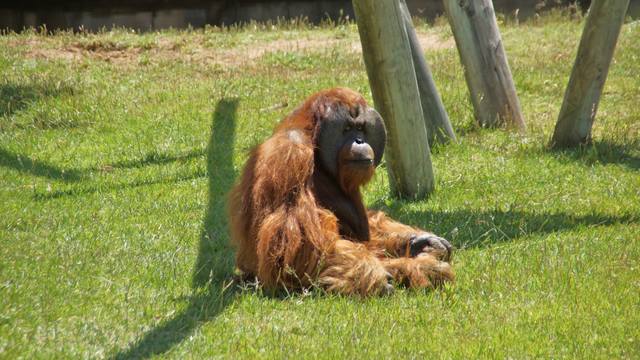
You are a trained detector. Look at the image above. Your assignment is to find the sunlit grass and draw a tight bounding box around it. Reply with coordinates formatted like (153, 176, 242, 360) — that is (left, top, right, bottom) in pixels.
(1, 12, 639, 359)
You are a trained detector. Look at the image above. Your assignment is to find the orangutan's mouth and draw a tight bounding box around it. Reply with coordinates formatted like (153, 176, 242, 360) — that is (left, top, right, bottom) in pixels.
(348, 159, 374, 167)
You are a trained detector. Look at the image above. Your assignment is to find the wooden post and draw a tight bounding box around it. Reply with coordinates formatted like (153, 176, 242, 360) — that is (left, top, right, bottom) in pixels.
(443, 0, 526, 131)
(353, 0, 434, 198)
(399, 0, 456, 145)
(550, 0, 629, 148)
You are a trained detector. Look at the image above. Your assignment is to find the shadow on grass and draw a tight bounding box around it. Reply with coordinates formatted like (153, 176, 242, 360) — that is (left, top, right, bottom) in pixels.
(192, 99, 238, 287)
(113, 99, 239, 359)
(104, 148, 206, 170)
(0, 147, 82, 182)
(0, 83, 74, 117)
(549, 140, 640, 170)
(32, 146, 209, 199)
(34, 171, 206, 200)
(33, 150, 211, 199)
(372, 201, 638, 249)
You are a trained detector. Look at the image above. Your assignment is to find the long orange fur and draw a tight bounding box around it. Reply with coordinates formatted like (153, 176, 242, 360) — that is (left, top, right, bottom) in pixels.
(228, 88, 453, 295)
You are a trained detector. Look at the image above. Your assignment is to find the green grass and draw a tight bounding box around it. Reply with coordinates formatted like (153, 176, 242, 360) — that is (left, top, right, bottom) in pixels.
(1, 13, 639, 359)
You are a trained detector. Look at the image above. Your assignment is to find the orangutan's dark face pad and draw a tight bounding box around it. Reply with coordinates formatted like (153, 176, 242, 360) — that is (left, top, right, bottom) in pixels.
(316, 104, 386, 177)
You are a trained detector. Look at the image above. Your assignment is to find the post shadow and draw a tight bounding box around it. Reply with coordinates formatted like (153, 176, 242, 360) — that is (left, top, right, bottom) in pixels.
(33, 148, 209, 200)
(104, 148, 206, 170)
(34, 170, 206, 200)
(192, 98, 239, 287)
(1, 82, 82, 181)
(548, 140, 640, 170)
(0, 147, 82, 182)
(0, 83, 74, 117)
(113, 99, 239, 359)
(371, 200, 637, 249)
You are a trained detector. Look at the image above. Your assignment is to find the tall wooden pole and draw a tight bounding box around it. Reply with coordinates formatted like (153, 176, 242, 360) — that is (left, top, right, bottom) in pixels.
(353, 0, 434, 198)
(443, 0, 526, 131)
(550, 0, 629, 148)
(399, 0, 456, 145)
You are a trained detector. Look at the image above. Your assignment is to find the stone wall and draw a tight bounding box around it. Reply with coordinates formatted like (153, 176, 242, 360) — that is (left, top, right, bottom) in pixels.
(0, 0, 634, 32)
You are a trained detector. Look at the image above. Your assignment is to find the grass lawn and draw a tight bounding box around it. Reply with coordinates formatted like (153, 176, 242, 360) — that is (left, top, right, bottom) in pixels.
(1, 12, 639, 359)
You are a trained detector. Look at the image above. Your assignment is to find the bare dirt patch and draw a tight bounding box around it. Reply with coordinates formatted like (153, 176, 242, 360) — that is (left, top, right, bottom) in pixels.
(19, 31, 454, 68)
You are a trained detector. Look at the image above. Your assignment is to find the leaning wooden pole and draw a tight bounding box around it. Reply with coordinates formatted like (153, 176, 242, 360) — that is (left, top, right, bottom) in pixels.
(550, 0, 629, 148)
(353, 0, 434, 198)
(443, 0, 526, 131)
(399, 0, 456, 145)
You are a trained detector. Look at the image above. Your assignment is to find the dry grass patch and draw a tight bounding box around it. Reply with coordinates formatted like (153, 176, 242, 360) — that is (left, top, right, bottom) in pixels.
(15, 29, 453, 68)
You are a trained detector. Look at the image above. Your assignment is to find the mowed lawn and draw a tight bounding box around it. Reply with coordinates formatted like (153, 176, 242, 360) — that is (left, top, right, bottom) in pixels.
(1, 13, 639, 359)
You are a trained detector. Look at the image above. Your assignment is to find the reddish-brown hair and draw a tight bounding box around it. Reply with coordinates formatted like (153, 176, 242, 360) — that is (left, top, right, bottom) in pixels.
(229, 88, 453, 295)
